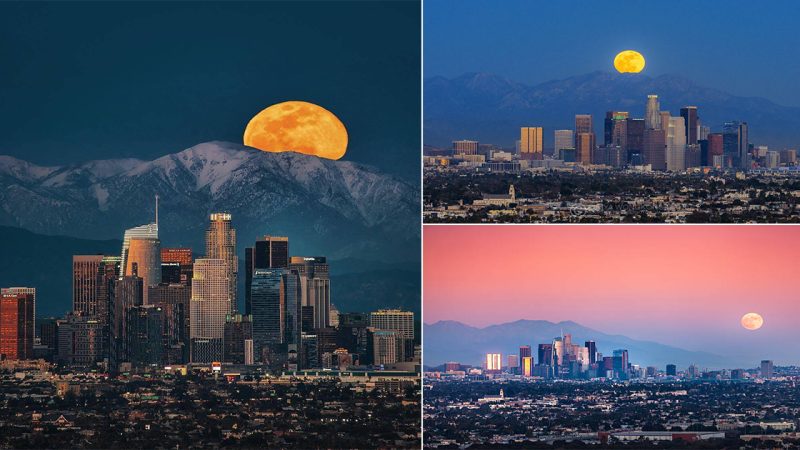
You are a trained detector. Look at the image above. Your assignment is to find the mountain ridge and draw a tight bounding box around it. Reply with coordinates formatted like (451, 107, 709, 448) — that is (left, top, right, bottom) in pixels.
(424, 71, 800, 149)
(0, 141, 420, 263)
(424, 318, 742, 370)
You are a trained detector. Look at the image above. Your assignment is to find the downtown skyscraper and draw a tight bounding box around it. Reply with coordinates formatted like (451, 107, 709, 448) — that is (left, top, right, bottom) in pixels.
(190, 258, 231, 363)
(205, 213, 237, 310)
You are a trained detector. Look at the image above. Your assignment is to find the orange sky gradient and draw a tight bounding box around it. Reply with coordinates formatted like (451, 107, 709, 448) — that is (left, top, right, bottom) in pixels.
(424, 225, 800, 359)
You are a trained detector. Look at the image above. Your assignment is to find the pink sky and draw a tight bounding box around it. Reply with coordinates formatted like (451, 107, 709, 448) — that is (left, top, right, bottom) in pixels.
(424, 225, 800, 357)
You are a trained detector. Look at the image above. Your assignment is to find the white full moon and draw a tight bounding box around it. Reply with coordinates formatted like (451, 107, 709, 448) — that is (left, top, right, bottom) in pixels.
(740, 313, 764, 331)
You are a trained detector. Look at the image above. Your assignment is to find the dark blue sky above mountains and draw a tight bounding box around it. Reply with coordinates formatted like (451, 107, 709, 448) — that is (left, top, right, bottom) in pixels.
(0, 1, 420, 180)
(425, 0, 800, 106)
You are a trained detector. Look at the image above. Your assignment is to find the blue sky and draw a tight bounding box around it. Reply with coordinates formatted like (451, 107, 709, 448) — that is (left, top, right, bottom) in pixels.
(0, 2, 420, 179)
(425, 0, 800, 106)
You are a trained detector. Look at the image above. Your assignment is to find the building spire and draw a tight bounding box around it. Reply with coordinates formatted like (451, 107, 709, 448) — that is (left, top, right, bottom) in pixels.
(155, 194, 159, 226)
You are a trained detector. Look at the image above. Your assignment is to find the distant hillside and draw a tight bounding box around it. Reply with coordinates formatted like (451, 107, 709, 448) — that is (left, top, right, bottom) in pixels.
(0, 141, 420, 263)
(425, 71, 800, 150)
(424, 319, 740, 370)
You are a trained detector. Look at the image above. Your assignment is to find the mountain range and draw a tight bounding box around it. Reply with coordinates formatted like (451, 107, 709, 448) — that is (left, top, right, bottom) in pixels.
(424, 71, 800, 149)
(0, 142, 420, 317)
(424, 319, 743, 370)
(0, 141, 420, 263)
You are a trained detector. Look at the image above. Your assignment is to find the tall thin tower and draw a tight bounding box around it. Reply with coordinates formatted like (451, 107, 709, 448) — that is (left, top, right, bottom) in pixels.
(645, 95, 661, 130)
(205, 212, 237, 311)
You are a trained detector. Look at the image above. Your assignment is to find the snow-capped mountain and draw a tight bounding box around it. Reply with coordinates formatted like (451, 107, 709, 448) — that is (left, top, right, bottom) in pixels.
(0, 141, 420, 262)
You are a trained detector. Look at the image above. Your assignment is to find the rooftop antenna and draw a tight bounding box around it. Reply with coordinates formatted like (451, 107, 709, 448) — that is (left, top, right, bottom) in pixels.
(155, 194, 159, 226)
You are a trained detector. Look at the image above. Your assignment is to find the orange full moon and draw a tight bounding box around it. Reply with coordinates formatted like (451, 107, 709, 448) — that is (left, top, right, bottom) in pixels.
(740, 312, 764, 331)
(243, 101, 348, 160)
(614, 50, 646, 73)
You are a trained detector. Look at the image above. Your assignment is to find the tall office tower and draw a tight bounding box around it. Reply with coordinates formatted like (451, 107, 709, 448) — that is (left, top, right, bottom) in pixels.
(249, 268, 284, 363)
(126, 305, 164, 367)
(149, 282, 190, 364)
(680, 106, 699, 145)
(685, 144, 702, 168)
(372, 330, 399, 365)
(707, 133, 724, 167)
(97, 256, 121, 323)
(780, 149, 797, 165)
(666, 364, 677, 376)
(110, 267, 144, 367)
(643, 128, 667, 170)
(452, 140, 479, 156)
(575, 114, 593, 135)
(760, 360, 774, 378)
(121, 223, 158, 277)
(538, 343, 554, 366)
(666, 116, 687, 171)
(522, 356, 533, 377)
(520, 127, 543, 160)
(126, 238, 161, 304)
(1, 287, 36, 340)
(645, 95, 661, 129)
(190, 258, 231, 363)
(370, 309, 414, 340)
(0, 291, 34, 360)
(722, 121, 738, 158)
(39, 318, 59, 356)
(576, 133, 595, 165)
(255, 236, 289, 268)
(223, 313, 253, 364)
(625, 118, 645, 163)
(519, 345, 532, 365)
(765, 151, 780, 169)
(73, 255, 104, 315)
(699, 125, 710, 141)
(738, 122, 750, 169)
(161, 248, 193, 285)
(57, 312, 104, 366)
(337, 312, 370, 356)
(554, 130, 574, 156)
(205, 213, 237, 311)
(613, 349, 629, 378)
(485, 353, 502, 372)
(300, 333, 319, 368)
(604, 111, 629, 146)
(584, 341, 597, 364)
(245, 236, 290, 314)
(288, 256, 331, 330)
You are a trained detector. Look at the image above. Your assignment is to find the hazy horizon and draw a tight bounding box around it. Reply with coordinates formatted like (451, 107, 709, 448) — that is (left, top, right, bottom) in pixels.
(424, 225, 800, 364)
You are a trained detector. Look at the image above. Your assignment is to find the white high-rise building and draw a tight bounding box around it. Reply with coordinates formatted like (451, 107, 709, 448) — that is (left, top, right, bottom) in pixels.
(645, 94, 661, 130)
(666, 116, 687, 171)
(205, 213, 237, 311)
(190, 258, 231, 362)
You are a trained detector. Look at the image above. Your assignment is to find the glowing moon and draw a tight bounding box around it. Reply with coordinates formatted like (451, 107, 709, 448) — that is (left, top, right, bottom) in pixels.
(740, 312, 764, 331)
(614, 50, 646, 74)
(243, 101, 348, 160)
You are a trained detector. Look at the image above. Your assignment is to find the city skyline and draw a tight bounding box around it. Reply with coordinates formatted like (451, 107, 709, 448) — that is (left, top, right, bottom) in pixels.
(424, 225, 800, 364)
